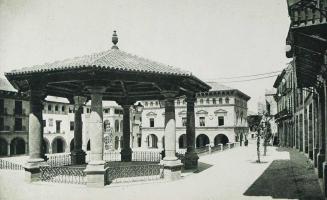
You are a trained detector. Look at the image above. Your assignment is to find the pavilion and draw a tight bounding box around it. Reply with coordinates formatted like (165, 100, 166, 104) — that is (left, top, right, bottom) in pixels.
(5, 31, 210, 187)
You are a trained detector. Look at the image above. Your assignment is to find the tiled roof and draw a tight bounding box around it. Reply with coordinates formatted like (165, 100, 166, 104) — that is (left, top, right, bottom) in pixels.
(6, 49, 192, 77)
(0, 77, 17, 92)
(206, 82, 233, 91)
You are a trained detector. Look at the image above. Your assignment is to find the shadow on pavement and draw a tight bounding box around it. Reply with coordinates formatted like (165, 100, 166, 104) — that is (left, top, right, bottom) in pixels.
(194, 162, 213, 173)
(243, 148, 323, 200)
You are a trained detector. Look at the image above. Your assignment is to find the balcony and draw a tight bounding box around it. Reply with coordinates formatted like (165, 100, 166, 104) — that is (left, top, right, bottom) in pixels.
(0, 126, 11, 132)
(288, 0, 327, 28)
(275, 109, 292, 121)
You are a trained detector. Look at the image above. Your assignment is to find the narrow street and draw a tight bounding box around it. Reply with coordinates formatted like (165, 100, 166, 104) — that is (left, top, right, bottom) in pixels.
(0, 141, 322, 200)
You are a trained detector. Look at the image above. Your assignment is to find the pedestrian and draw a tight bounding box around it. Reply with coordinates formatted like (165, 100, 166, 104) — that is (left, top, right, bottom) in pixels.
(245, 139, 248, 146)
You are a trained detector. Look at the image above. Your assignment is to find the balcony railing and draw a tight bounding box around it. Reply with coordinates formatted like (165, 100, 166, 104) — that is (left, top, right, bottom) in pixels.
(289, 0, 327, 27)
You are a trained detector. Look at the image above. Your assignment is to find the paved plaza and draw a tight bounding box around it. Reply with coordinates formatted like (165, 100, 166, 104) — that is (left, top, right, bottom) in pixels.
(0, 141, 323, 200)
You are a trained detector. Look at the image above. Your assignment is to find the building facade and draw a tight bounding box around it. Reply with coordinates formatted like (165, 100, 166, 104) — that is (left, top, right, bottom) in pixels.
(140, 82, 250, 150)
(279, 0, 326, 196)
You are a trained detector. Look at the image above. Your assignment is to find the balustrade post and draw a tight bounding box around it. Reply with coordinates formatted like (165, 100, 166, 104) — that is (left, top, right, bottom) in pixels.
(7, 143, 10, 156)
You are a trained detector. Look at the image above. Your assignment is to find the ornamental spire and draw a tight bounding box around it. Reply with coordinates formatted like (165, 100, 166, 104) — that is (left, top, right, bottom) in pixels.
(111, 30, 119, 50)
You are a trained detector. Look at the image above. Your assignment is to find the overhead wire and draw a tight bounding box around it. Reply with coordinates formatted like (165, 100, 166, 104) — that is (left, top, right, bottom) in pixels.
(206, 70, 282, 80)
(209, 74, 279, 83)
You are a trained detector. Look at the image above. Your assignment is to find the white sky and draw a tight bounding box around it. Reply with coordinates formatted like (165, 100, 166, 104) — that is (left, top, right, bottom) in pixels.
(0, 0, 291, 112)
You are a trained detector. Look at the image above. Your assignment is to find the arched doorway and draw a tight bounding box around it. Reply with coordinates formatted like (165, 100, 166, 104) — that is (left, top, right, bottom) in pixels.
(70, 138, 74, 152)
(0, 138, 8, 156)
(52, 137, 66, 153)
(42, 138, 49, 154)
(87, 139, 91, 151)
(147, 134, 158, 148)
(214, 134, 229, 145)
(178, 134, 187, 148)
(196, 134, 209, 148)
(10, 137, 26, 155)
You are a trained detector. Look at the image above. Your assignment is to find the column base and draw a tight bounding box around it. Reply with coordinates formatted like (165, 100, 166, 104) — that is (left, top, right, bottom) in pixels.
(71, 150, 86, 165)
(314, 148, 319, 167)
(121, 148, 132, 162)
(24, 158, 47, 183)
(84, 161, 106, 187)
(160, 158, 183, 181)
(318, 152, 325, 178)
(184, 151, 199, 170)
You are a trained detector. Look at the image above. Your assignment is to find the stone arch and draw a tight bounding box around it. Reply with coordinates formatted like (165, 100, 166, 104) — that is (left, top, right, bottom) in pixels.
(214, 134, 229, 146)
(87, 139, 91, 151)
(51, 136, 66, 153)
(147, 134, 158, 148)
(70, 138, 74, 152)
(196, 134, 209, 148)
(0, 137, 8, 156)
(42, 138, 50, 154)
(10, 137, 26, 155)
(178, 134, 187, 149)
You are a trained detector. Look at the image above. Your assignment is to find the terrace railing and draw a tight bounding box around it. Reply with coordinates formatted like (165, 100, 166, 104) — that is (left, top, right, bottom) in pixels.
(40, 166, 86, 185)
(106, 163, 164, 184)
(46, 153, 71, 167)
(0, 159, 24, 170)
(132, 151, 161, 162)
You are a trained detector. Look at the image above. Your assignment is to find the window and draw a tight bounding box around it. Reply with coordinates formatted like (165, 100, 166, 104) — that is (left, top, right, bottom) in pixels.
(150, 118, 154, 127)
(15, 101, 22, 115)
(177, 100, 180, 105)
(61, 106, 65, 112)
(150, 102, 153, 107)
(0, 99, 4, 114)
(200, 99, 203, 104)
(182, 100, 186, 105)
(56, 120, 61, 133)
(225, 97, 230, 104)
(70, 121, 74, 131)
(104, 108, 110, 114)
(199, 117, 205, 126)
(155, 101, 159, 106)
(55, 105, 59, 111)
(145, 102, 148, 106)
(212, 98, 216, 104)
(87, 108, 90, 113)
(68, 106, 73, 113)
(218, 116, 224, 126)
(43, 120, 46, 127)
(206, 98, 210, 104)
(115, 120, 119, 132)
(0, 117, 4, 131)
(114, 109, 123, 115)
(182, 117, 187, 126)
(218, 98, 223, 104)
(15, 118, 22, 131)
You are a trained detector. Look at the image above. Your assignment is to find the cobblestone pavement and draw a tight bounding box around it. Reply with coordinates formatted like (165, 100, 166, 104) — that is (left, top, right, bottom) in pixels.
(0, 141, 323, 200)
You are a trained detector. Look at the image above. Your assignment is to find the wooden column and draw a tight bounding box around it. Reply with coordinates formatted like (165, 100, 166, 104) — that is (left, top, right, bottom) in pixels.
(25, 84, 47, 182)
(184, 94, 199, 170)
(160, 91, 182, 180)
(84, 86, 106, 187)
(71, 96, 87, 165)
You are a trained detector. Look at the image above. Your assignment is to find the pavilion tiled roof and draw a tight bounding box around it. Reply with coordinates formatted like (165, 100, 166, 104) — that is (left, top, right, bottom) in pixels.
(5, 49, 192, 77)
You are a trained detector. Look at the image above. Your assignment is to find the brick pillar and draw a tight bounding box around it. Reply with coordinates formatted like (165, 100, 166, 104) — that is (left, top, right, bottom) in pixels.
(25, 86, 47, 182)
(184, 94, 199, 170)
(84, 86, 106, 187)
(160, 91, 182, 180)
(71, 96, 87, 165)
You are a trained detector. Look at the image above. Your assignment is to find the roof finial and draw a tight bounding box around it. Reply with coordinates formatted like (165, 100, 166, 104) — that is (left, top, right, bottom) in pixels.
(112, 30, 119, 50)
